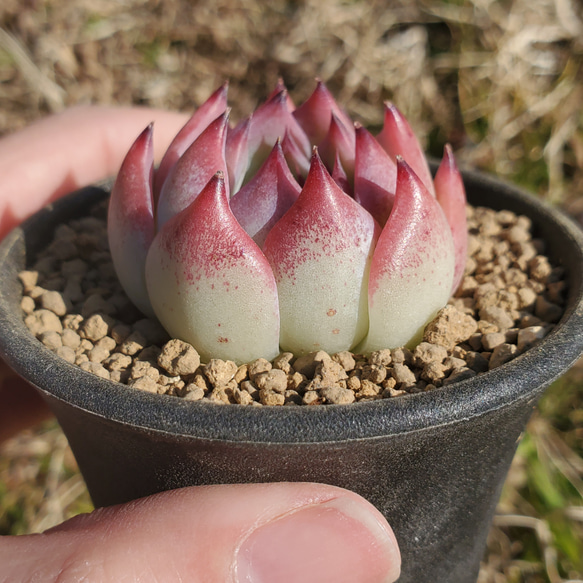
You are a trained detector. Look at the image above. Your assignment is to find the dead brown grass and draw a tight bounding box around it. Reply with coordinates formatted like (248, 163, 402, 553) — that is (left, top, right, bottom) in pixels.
(1, 0, 583, 580)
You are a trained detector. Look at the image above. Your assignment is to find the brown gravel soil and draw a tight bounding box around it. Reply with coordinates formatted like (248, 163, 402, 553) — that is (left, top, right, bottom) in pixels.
(20, 200, 565, 406)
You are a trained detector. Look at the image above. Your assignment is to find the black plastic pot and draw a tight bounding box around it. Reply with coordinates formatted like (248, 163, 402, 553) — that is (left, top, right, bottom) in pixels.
(1, 169, 583, 583)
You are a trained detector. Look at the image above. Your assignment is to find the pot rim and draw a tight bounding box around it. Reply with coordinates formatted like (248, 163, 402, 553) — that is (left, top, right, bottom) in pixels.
(1, 167, 583, 444)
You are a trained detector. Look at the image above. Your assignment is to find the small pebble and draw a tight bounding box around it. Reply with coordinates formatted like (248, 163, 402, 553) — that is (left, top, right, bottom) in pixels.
(55, 346, 76, 364)
(204, 359, 238, 387)
(259, 389, 285, 406)
(316, 359, 348, 385)
(131, 360, 161, 381)
(39, 331, 62, 350)
(293, 351, 331, 377)
(18, 270, 38, 292)
(209, 386, 233, 404)
(534, 296, 563, 323)
(158, 339, 201, 376)
(79, 314, 109, 342)
(231, 386, 254, 405)
(25, 309, 63, 336)
(479, 306, 514, 331)
(120, 331, 147, 356)
(368, 349, 392, 367)
(392, 364, 417, 386)
(481, 332, 506, 351)
(423, 305, 478, 350)
(248, 358, 272, 380)
(40, 290, 68, 316)
(489, 344, 518, 370)
(20, 296, 36, 314)
(254, 369, 288, 393)
(272, 352, 294, 374)
(361, 364, 386, 384)
(79, 361, 110, 380)
(103, 353, 132, 371)
(333, 350, 356, 371)
(517, 326, 548, 352)
(129, 376, 159, 393)
(321, 386, 355, 405)
(414, 342, 448, 367)
(183, 387, 206, 401)
(61, 328, 81, 349)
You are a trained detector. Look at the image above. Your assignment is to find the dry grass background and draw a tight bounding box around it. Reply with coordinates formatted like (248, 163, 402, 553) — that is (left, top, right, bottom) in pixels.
(1, 0, 583, 580)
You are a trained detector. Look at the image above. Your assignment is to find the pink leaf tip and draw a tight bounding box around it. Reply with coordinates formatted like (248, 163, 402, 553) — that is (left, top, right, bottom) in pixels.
(156, 111, 229, 228)
(434, 144, 468, 293)
(377, 102, 435, 196)
(108, 124, 156, 318)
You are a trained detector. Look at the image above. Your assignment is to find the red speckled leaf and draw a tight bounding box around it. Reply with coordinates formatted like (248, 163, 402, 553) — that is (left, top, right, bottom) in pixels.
(230, 140, 301, 248)
(146, 172, 280, 363)
(358, 158, 454, 352)
(263, 149, 379, 355)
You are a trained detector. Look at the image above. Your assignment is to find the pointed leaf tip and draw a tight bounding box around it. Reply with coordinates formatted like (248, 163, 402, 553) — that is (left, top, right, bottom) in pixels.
(156, 111, 229, 228)
(154, 83, 229, 199)
(354, 125, 397, 226)
(108, 124, 156, 318)
(293, 79, 354, 147)
(319, 112, 356, 179)
(245, 90, 311, 179)
(268, 81, 296, 111)
(231, 140, 301, 248)
(434, 144, 468, 293)
(377, 103, 435, 196)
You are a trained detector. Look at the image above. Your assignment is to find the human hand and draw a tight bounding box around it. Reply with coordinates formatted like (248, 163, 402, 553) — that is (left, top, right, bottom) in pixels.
(0, 107, 401, 582)
(0, 106, 189, 440)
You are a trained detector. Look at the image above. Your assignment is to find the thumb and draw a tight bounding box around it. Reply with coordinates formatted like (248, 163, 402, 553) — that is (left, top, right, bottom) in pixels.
(0, 483, 401, 583)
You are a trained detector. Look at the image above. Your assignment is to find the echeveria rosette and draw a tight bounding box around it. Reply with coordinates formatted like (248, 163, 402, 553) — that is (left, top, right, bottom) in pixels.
(108, 81, 468, 364)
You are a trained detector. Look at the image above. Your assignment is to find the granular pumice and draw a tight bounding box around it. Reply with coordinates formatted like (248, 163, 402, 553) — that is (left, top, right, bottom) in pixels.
(20, 202, 567, 406)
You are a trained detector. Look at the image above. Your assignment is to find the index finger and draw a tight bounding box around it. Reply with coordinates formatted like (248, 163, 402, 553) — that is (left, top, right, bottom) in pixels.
(0, 106, 189, 240)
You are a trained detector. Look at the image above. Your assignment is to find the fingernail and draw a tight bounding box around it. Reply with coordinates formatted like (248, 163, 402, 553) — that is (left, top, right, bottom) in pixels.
(235, 496, 401, 583)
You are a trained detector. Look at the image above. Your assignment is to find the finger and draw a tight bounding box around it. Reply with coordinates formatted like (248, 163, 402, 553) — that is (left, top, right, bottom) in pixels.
(0, 106, 189, 240)
(0, 482, 401, 583)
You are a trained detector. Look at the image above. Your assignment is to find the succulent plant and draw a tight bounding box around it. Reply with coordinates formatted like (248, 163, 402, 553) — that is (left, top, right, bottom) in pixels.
(108, 81, 467, 364)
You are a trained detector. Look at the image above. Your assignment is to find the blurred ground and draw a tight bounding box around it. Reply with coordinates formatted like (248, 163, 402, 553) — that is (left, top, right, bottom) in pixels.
(1, 0, 583, 580)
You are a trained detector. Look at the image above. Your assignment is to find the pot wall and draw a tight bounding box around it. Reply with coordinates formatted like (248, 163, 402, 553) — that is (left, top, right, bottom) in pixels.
(46, 389, 536, 583)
